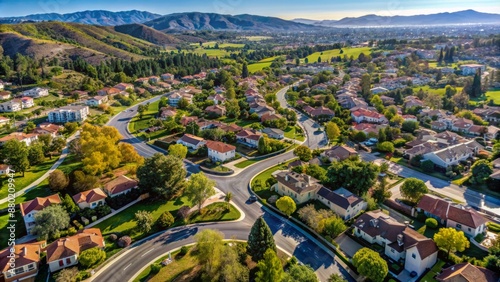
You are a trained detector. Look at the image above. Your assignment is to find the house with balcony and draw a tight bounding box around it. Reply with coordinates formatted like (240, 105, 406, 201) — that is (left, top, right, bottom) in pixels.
(21, 87, 49, 98)
(0, 242, 46, 282)
(48, 105, 89, 123)
(272, 171, 322, 204)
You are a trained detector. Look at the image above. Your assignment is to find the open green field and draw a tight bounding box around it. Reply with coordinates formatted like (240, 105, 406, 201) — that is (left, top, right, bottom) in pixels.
(191, 41, 245, 49)
(129, 100, 161, 134)
(0, 157, 58, 200)
(428, 61, 460, 69)
(284, 126, 305, 141)
(192, 48, 231, 57)
(469, 89, 500, 105)
(240, 35, 272, 41)
(248, 56, 283, 73)
(412, 85, 464, 96)
(188, 202, 240, 223)
(304, 47, 372, 64)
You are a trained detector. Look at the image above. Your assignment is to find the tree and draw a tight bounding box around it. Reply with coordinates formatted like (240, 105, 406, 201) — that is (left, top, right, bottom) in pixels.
(255, 249, 283, 282)
(2, 139, 29, 176)
(282, 263, 318, 282)
(470, 160, 493, 184)
(49, 169, 69, 192)
(323, 216, 347, 238)
(50, 137, 66, 155)
(352, 248, 388, 282)
(438, 48, 444, 64)
(400, 178, 428, 203)
(185, 172, 216, 212)
(276, 196, 296, 216)
(185, 121, 200, 136)
(32, 205, 70, 240)
(294, 145, 312, 162)
(376, 141, 394, 153)
(195, 229, 224, 280)
(258, 137, 268, 154)
(224, 192, 233, 210)
(178, 97, 189, 109)
(79, 247, 106, 269)
(63, 122, 78, 135)
(471, 69, 482, 97)
(56, 267, 79, 282)
(168, 144, 188, 159)
(62, 194, 79, 214)
(248, 217, 276, 262)
(421, 160, 435, 173)
(135, 210, 153, 233)
(80, 124, 123, 175)
(361, 73, 371, 99)
(325, 122, 340, 142)
(137, 154, 186, 199)
(402, 120, 419, 133)
(157, 211, 174, 229)
(372, 177, 391, 203)
(72, 170, 98, 192)
(242, 62, 249, 78)
(370, 95, 384, 112)
(225, 99, 241, 118)
(220, 244, 249, 281)
(328, 273, 347, 282)
(434, 227, 470, 258)
(137, 104, 147, 119)
(118, 142, 143, 164)
(326, 159, 379, 196)
(28, 143, 45, 166)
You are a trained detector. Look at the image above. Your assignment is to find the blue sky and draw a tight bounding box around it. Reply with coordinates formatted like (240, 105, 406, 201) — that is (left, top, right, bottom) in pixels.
(0, 0, 498, 19)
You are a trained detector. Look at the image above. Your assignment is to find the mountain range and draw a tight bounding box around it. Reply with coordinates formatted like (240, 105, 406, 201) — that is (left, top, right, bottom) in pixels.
(293, 9, 500, 26)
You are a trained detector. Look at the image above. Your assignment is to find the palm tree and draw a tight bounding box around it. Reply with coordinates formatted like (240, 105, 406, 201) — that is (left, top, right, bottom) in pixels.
(224, 192, 233, 210)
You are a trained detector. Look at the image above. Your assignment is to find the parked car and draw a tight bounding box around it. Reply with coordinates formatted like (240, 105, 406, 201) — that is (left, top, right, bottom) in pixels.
(364, 141, 376, 146)
(249, 195, 257, 203)
(368, 138, 378, 143)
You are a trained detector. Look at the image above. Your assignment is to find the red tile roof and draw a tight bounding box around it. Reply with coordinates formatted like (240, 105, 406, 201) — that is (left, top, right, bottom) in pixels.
(436, 263, 499, 282)
(72, 188, 107, 204)
(46, 229, 104, 263)
(206, 140, 236, 153)
(103, 175, 138, 196)
(20, 194, 61, 216)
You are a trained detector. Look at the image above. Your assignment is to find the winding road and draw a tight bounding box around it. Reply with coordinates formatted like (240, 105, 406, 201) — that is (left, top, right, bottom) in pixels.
(93, 88, 348, 282)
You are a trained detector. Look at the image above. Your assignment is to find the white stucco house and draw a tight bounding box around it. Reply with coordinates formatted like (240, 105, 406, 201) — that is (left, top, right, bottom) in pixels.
(20, 195, 62, 235)
(177, 134, 206, 150)
(72, 188, 107, 209)
(206, 140, 236, 162)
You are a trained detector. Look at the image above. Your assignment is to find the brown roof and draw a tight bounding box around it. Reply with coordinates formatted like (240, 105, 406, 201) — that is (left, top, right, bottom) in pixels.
(0, 242, 45, 272)
(417, 194, 451, 220)
(0, 132, 38, 143)
(72, 188, 107, 204)
(181, 116, 199, 126)
(274, 171, 322, 195)
(179, 134, 205, 146)
(323, 145, 357, 161)
(310, 106, 335, 117)
(103, 175, 138, 195)
(20, 194, 62, 216)
(236, 129, 262, 141)
(206, 140, 236, 153)
(436, 263, 500, 282)
(447, 206, 487, 229)
(46, 229, 104, 263)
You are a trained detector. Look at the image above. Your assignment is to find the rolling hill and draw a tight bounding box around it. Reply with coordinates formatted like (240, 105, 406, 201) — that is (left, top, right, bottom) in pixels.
(0, 10, 162, 26)
(143, 12, 319, 32)
(293, 10, 500, 27)
(114, 24, 182, 45)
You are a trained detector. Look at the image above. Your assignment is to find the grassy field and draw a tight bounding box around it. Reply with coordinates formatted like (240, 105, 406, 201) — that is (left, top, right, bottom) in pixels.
(240, 35, 272, 41)
(428, 61, 459, 69)
(135, 247, 196, 282)
(284, 126, 305, 141)
(234, 158, 261, 169)
(412, 85, 464, 96)
(304, 47, 371, 64)
(129, 100, 161, 134)
(248, 56, 283, 73)
(188, 202, 240, 223)
(469, 89, 500, 105)
(0, 157, 58, 200)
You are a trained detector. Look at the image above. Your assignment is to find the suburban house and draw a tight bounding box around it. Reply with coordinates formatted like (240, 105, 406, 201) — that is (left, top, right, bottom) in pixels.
(351, 108, 388, 124)
(0, 132, 38, 146)
(0, 100, 22, 112)
(422, 141, 481, 169)
(206, 140, 236, 162)
(177, 134, 206, 150)
(370, 87, 389, 94)
(0, 242, 46, 282)
(460, 64, 485, 75)
(20, 195, 62, 235)
(33, 123, 63, 137)
(21, 87, 49, 98)
(86, 95, 108, 107)
(103, 175, 138, 198)
(320, 145, 358, 162)
(0, 164, 11, 175)
(416, 195, 487, 237)
(0, 91, 11, 100)
(160, 106, 177, 120)
(436, 263, 499, 282)
(353, 211, 438, 277)
(261, 128, 285, 140)
(0, 116, 9, 126)
(72, 188, 107, 210)
(208, 94, 226, 105)
(308, 106, 335, 120)
(46, 229, 105, 272)
(236, 129, 262, 148)
(167, 91, 193, 107)
(113, 83, 134, 91)
(316, 187, 366, 220)
(204, 105, 226, 117)
(272, 171, 322, 204)
(161, 73, 175, 81)
(48, 105, 89, 123)
(21, 97, 34, 108)
(485, 125, 500, 141)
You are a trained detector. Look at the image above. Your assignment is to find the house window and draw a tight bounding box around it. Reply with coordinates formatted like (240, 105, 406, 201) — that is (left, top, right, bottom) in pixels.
(468, 228, 471, 232)
(66, 258, 71, 264)
(28, 263, 35, 270)
(456, 223, 462, 229)
(15, 267, 24, 274)
(59, 260, 64, 267)
(92, 202, 96, 207)
(412, 253, 416, 259)
(391, 249, 395, 253)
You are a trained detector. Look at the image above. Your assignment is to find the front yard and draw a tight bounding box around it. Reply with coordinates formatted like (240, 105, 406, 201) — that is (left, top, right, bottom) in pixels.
(128, 100, 161, 134)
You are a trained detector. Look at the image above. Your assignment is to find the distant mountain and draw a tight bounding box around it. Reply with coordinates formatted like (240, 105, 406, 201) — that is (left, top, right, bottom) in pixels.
(291, 18, 321, 25)
(0, 10, 161, 26)
(114, 24, 183, 45)
(294, 10, 500, 26)
(144, 12, 319, 31)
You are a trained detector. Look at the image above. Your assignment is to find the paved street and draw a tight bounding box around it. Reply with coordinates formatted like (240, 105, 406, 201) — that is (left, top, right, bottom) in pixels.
(91, 88, 351, 282)
(361, 152, 500, 216)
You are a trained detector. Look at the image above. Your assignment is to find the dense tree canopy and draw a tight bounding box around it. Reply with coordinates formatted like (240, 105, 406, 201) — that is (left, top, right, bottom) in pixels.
(33, 205, 70, 240)
(137, 153, 186, 199)
(353, 248, 388, 282)
(434, 227, 470, 257)
(326, 159, 379, 195)
(400, 178, 428, 203)
(248, 217, 276, 262)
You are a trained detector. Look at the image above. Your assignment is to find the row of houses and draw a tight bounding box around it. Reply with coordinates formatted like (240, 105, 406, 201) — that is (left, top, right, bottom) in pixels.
(0, 122, 63, 146)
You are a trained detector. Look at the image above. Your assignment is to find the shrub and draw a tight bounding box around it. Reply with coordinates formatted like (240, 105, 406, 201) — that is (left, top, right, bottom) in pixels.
(94, 205, 111, 218)
(179, 246, 189, 256)
(150, 263, 162, 274)
(79, 247, 106, 269)
(76, 271, 91, 281)
(67, 227, 77, 236)
(487, 222, 500, 233)
(158, 211, 175, 229)
(117, 236, 132, 248)
(425, 218, 438, 229)
(393, 138, 407, 148)
(108, 234, 118, 242)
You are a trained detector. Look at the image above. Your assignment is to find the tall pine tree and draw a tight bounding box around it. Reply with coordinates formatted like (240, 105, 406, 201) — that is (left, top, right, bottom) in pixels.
(247, 217, 276, 262)
(242, 62, 249, 78)
(472, 69, 482, 98)
(437, 48, 444, 65)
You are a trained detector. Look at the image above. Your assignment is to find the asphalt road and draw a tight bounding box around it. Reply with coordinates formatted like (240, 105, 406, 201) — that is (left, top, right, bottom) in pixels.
(95, 89, 348, 282)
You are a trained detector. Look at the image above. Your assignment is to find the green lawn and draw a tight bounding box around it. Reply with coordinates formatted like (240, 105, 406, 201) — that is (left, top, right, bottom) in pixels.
(469, 89, 500, 105)
(129, 100, 161, 134)
(304, 47, 371, 64)
(428, 61, 460, 69)
(134, 248, 193, 282)
(284, 126, 305, 141)
(251, 160, 295, 188)
(188, 202, 240, 223)
(248, 56, 283, 73)
(0, 211, 27, 248)
(234, 158, 261, 169)
(94, 196, 193, 240)
(0, 157, 58, 200)
(412, 85, 463, 96)
(419, 260, 445, 282)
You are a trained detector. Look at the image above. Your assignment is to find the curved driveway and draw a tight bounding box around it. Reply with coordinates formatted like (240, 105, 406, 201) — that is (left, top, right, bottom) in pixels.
(95, 88, 346, 282)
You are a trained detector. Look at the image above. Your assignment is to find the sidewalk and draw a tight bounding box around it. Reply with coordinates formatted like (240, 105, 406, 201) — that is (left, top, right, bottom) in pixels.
(187, 187, 225, 214)
(0, 132, 79, 205)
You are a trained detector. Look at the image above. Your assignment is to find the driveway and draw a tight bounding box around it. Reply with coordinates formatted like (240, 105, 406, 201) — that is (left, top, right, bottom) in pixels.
(334, 233, 363, 258)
